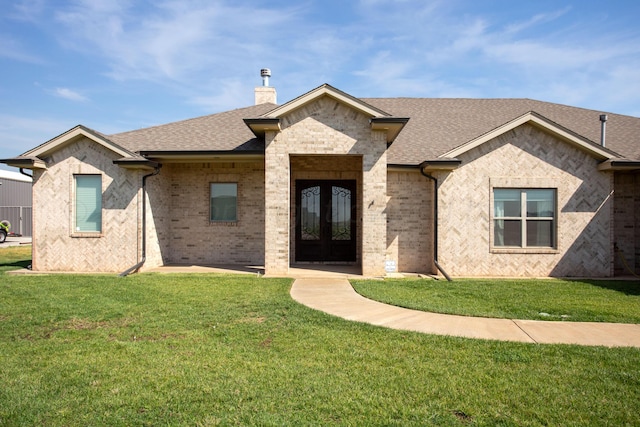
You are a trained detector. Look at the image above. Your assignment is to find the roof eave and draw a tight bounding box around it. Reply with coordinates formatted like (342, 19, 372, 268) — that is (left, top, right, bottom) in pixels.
(598, 159, 640, 171)
(113, 158, 161, 170)
(370, 117, 410, 144)
(419, 159, 462, 171)
(0, 156, 48, 170)
(139, 150, 265, 163)
(243, 118, 281, 138)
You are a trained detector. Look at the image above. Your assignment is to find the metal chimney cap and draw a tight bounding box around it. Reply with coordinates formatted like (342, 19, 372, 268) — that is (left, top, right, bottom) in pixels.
(260, 68, 271, 77)
(600, 114, 608, 122)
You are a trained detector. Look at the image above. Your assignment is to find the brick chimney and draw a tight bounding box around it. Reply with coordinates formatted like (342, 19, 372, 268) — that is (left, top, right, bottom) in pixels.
(255, 68, 277, 105)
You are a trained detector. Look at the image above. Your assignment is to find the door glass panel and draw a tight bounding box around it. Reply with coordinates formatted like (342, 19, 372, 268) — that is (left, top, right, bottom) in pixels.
(301, 186, 321, 240)
(331, 186, 351, 241)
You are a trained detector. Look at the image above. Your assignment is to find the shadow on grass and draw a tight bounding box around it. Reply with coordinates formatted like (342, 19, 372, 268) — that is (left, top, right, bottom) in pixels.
(568, 279, 640, 296)
(0, 259, 32, 271)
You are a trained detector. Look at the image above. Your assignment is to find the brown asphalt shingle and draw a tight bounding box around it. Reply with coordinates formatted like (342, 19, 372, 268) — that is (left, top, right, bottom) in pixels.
(365, 98, 640, 164)
(109, 103, 276, 153)
(107, 97, 640, 165)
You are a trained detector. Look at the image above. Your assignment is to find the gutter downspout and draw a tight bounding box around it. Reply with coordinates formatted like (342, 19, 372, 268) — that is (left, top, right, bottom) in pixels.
(19, 168, 33, 178)
(419, 165, 453, 281)
(119, 166, 161, 277)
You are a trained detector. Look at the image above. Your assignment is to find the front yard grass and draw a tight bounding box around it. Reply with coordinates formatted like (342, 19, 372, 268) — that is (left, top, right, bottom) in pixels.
(351, 277, 640, 323)
(1, 246, 639, 425)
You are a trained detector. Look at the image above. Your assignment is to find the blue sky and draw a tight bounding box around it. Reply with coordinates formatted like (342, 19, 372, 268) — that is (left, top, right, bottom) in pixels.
(1, 0, 639, 169)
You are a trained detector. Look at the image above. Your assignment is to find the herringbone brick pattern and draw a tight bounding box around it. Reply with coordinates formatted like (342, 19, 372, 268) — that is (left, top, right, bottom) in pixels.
(436, 124, 613, 277)
(33, 137, 140, 272)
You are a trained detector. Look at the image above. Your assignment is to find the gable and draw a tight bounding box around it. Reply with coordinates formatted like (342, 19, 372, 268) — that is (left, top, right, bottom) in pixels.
(367, 98, 640, 165)
(266, 84, 391, 118)
(442, 111, 617, 161)
(245, 84, 409, 144)
(25, 125, 136, 160)
(3, 125, 154, 170)
(275, 96, 376, 151)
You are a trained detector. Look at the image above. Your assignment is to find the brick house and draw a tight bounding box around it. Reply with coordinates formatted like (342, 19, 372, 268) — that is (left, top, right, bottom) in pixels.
(2, 81, 639, 277)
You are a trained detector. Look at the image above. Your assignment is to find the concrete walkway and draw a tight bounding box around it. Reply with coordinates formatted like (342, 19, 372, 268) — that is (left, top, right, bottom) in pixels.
(0, 236, 32, 247)
(290, 278, 640, 348)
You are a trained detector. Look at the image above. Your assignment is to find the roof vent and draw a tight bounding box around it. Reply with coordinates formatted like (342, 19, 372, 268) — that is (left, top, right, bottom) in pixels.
(599, 114, 607, 147)
(260, 68, 271, 87)
(255, 68, 276, 105)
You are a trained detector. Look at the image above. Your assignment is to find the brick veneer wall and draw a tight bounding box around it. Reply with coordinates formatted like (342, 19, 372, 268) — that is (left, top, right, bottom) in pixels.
(613, 172, 640, 275)
(142, 165, 171, 270)
(386, 170, 435, 274)
(31, 137, 141, 272)
(147, 161, 266, 266)
(265, 96, 388, 276)
(436, 124, 614, 277)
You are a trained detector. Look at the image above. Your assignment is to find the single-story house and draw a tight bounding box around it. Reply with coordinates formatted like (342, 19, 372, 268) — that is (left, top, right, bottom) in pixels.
(2, 78, 639, 277)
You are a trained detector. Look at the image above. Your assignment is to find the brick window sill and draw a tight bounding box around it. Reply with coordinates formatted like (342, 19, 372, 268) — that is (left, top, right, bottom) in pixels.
(71, 232, 104, 238)
(491, 248, 558, 254)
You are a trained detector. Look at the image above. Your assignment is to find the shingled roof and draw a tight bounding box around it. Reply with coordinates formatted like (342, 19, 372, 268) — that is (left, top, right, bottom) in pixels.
(109, 103, 276, 153)
(107, 95, 640, 166)
(365, 98, 640, 164)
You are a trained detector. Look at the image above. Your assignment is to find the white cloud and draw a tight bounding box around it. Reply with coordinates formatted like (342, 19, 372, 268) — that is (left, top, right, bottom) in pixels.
(52, 0, 298, 83)
(9, 0, 47, 22)
(0, 37, 45, 64)
(503, 7, 572, 35)
(0, 115, 75, 157)
(53, 87, 88, 102)
(189, 78, 252, 112)
(5, 0, 639, 118)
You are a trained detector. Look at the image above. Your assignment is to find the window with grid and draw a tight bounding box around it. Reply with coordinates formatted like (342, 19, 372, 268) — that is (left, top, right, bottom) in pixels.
(493, 189, 555, 248)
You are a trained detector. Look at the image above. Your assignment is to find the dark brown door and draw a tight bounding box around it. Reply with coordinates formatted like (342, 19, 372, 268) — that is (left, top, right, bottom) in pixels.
(295, 180, 356, 262)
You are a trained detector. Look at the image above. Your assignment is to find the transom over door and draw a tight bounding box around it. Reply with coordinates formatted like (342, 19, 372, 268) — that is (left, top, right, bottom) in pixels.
(295, 180, 356, 262)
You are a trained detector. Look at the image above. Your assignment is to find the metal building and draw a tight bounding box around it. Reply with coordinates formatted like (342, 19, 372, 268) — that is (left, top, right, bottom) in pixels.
(0, 169, 32, 237)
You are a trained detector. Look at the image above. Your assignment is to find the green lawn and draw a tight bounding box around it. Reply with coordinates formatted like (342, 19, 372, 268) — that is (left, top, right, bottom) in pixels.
(351, 278, 640, 323)
(1, 247, 640, 426)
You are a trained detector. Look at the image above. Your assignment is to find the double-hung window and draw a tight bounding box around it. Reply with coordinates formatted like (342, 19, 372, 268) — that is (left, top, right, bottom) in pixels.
(210, 183, 237, 222)
(493, 189, 555, 248)
(75, 175, 102, 233)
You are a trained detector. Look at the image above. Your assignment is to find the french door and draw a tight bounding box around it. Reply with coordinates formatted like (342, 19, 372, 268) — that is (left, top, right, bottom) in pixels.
(295, 180, 356, 262)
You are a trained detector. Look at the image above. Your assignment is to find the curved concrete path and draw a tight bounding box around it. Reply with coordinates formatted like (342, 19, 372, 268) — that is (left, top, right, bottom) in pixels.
(290, 278, 640, 348)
